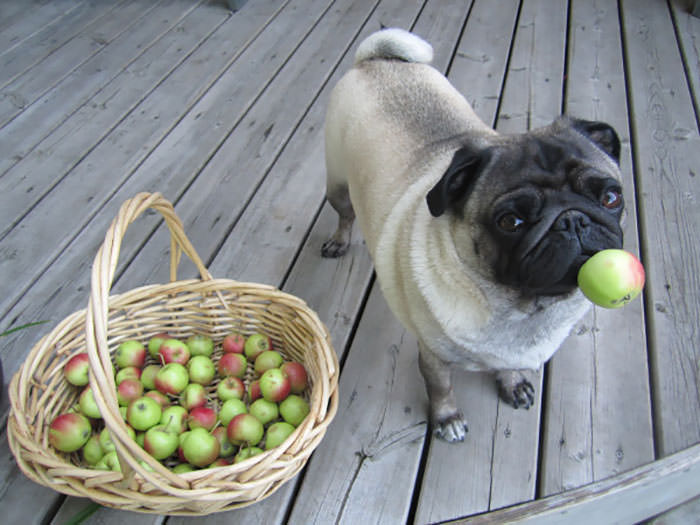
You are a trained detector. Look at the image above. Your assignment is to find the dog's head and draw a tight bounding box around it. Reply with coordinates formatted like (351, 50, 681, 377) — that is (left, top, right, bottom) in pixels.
(426, 117, 625, 296)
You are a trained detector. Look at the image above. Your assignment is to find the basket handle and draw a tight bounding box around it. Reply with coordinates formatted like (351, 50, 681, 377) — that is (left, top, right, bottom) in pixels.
(85, 192, 213, 489)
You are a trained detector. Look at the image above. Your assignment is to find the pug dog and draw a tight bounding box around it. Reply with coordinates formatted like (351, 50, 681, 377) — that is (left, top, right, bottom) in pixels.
(321, 28, 624, 442)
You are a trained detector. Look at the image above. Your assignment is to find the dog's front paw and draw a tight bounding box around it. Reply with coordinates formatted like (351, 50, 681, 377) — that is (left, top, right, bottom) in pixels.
(321, 238, 350, 258)
(496, 370, 535, 409)
(434, 414, 468, 443)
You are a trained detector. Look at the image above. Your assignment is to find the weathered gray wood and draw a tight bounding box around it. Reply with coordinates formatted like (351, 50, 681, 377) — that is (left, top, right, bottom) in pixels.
(0, 0, 80, 58)
(0, 0, 126, 95)
(0, 0, 287, 322)
(670, 1, 700, 134)
(0, 1, 216, 235)
(620, 0, 700, 456)
(0, 0, 195, 177)
(0, 0, 145, 127)
(451, 444, 700, 524)
(288, 286, 428, 524)
(540, 0, 654, 497)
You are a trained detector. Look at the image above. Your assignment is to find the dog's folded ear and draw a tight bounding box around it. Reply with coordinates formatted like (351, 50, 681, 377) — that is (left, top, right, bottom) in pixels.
(570, 118, 621, 164)
(427, 147, 490, 217)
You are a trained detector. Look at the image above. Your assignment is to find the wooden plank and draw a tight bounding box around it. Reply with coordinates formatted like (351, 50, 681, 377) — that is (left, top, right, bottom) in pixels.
(0, 0, 286, 322)
(670, 1, 700, 134)
(620, 0, 700, 456)
(540, 0, 655, 497)
(0, 0, 127, 93)
(452, 444, 700, 524)
(0, 0, 193, 177)
(0, 0, 81, 58)
(288, 286, 428, 524)
(0, 1, 227, 247)
(0, 0, 142, 126)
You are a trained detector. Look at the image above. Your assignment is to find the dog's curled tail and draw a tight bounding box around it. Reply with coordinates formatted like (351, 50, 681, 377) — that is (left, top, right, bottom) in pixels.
(354, 28, 433, 65)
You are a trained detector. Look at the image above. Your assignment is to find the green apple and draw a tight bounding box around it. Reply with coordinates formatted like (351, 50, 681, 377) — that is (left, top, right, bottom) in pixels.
(249, 398, 279, 426)
(265, 421, 295, 450)
(82, 434, 104, 465)
(233, 446, 264, 463)
(244, 333, 272, 360)
(48, 413, 92, 452)
(172, 463, 195, 473)
(187, 355, 216, 385)
(161, 405, 188, 434)
(115, 366, 141, 385)
(577, 249, 645, 308)
(186, 334, 214, 357)
(219, 398, 247, 427)
(216, 376, 245, 401)
(259, 368, 290, 402)
(127, 396, 162, 431)
(99, 425, 135, 453)
(181, 427, 220, 467)
(117, 378, 144, 406)
(144, 422, 179, 460)
(279, 395, 309, 427)
(78, 385, 102, 419)
(95, 450, 121, 471)
(114, 340, 146, 368)
(140, 364, 161, 390)
(179, 383, 206, 410)
(212, 426, 235, 458)
(254, 350, 283, 376)
(148, 332, 170, 359)
(154, 362, 189, 395)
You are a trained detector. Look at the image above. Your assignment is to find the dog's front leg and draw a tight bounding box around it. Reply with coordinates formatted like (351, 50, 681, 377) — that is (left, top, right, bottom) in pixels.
(494, 369, 535, 409)
(418, 342, 468, 442)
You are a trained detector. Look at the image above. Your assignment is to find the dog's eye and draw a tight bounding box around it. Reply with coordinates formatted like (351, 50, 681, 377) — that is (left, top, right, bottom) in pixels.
(497, 213, 525, 232)
(601, 189, 622, 209)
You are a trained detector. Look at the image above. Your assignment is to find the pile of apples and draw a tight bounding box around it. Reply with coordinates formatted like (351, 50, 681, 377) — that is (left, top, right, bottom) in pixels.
(49, 331, 310, 472)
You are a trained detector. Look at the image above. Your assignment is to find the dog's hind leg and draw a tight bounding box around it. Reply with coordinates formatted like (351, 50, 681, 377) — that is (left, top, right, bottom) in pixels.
(418, 343, 468, 442)
(321, 182, 355, 258)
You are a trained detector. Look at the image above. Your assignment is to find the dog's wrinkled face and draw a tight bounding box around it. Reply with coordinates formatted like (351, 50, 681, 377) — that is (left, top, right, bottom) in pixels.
(427, 118, 625, 296)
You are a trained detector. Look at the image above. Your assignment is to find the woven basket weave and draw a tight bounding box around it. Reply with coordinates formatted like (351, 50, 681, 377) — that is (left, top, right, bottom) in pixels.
(7, 192, 339, 515)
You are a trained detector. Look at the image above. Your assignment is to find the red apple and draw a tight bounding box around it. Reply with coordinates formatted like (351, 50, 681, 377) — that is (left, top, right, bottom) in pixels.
(187, 355, 216, 385)
(117, 378, 144, 406)
(158, 338, 190, 365)
(115, 340, 146, 369)
(182, 427, 219, 467)
(281, 361, 308, 394)
(144, 389, 171, 409)
(218, 352, 247, 378)
(64, 353, 90, 386)
(222, 333, 245, 354)
(179, 383, 207, 410)
(259, 368, 291, 402)
(115, 366, 141, 385)
(577, 249, 645, 308)
(227, 413, 263, 446)
(188, 406, 217, 431)
(154, 363, 189, 395)
(49, 413, 92, 452)
(216, 376, 245, 401)
(248, 379, 261, 402)
(244, 333, 272, 360)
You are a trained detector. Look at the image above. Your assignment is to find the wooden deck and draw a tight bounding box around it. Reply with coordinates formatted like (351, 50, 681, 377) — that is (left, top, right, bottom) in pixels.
(1, 0, 699, 523)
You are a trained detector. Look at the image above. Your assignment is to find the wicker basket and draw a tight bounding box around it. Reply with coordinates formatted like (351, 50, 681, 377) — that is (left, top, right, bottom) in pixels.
(7, 193, 339, 515)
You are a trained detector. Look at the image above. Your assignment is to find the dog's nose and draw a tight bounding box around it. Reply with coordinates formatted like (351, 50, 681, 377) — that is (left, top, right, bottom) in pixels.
(553, 210, 590, 233)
